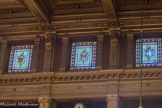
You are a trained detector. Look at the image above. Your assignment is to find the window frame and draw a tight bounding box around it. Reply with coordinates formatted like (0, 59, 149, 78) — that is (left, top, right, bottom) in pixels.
(70, 41, 97, 71)
(135, 38, 162, 68)
(8, 44, 33, 73)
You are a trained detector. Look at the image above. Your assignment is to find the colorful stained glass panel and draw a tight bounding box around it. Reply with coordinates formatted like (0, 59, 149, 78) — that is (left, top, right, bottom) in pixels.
(8, 45, 33, 72)
(142, 42, 157, 63)
(75, 46, 93, 67)
(70, 42, 96, 70)
(136, 38, 162, 67)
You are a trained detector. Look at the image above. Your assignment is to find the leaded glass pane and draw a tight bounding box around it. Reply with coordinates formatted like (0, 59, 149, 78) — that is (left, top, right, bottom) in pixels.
(8, 45, 33, 72)
(70, 42, 96, 70)
(136, 38, 162, 67)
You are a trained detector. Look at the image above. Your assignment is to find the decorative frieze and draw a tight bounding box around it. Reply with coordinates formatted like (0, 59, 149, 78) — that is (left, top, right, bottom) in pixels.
(43, 32, 56, 72)
(59, 37, 69, 72)
(0, 69, 162, 84)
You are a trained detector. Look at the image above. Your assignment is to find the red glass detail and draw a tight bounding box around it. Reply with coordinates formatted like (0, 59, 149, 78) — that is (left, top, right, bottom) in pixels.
(137, 47, 139, 49)
(93, 63, 95, 65)
(145, 65, 148, 67)
(93, 53, 96, 55)
(137, 51, 139, 53)
(94, 46, 96, 48)
(137, 54, 139, 56)
(19, 58, 23, 63)
(72, 61, 74, 63)
(93, 60, 95, 62)
(137, 57, 139, 59)
(159, 43, 161, 45)
(145, 40, 148, 42)
(137, 44, 139, 46)
(137, 61, 139, 63)
(149, 40, 152, 42)
(159, 56, 161, 58)
(159, 60, 161, 62)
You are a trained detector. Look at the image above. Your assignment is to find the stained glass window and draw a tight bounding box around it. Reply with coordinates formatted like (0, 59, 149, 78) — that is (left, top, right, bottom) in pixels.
(136, 38, 162, 67)
(8, 45, 33, 72)
(70, 42, 97, 70)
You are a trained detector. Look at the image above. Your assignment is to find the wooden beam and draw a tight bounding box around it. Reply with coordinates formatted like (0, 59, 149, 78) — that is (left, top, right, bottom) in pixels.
(101, 0, 117, 19)
(23, 0, 50, 23)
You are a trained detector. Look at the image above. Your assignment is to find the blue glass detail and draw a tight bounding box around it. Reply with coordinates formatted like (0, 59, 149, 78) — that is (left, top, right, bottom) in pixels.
(142, 42, 157, 63)
(75, 45, 92, 67)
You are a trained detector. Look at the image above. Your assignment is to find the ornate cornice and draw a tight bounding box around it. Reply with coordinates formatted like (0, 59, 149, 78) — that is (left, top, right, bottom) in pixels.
(0, 68, 162, 84)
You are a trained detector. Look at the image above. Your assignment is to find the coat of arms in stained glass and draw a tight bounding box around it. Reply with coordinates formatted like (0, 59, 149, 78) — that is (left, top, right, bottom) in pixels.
(70, 42, 97, 70)
(8, 45, 33, 72)
(136, 38, 162, 67)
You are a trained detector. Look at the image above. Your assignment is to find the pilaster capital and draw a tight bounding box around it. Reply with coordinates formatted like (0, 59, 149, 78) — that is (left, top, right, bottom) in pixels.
(45, 31, 56, 51)
(38, 97, 52, 103)
(106, 95, 120, 102)
(106, 95, 120, 108)
(109, 28, 121, 39)
(127, 32, 134, 38)
(38, 97, 57, 108)
(110, 38, 118, 47)
(34, 37, 41, 43)
(1, 39, 7, 44)
(45, 31, 56, 43)
(109, 20, 120, 28)
(62, 37, 69, 40)
(98, 35, 104, 38)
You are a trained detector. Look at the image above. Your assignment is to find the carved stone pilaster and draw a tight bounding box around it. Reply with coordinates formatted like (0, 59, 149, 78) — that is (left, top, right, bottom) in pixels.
(106, 95, 120, 108)
(96, 35, 104, 70)
(126, 33, 134, 69)
(0, 40, 7, 74)
(109, 29, 120, 69)
(38, 97, 57, 108)
(31, 38, 40, 73)
(43, 32, 56, 72)
(59, 37, 69, 72)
